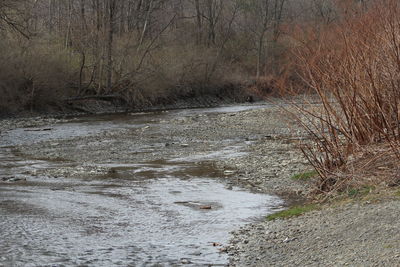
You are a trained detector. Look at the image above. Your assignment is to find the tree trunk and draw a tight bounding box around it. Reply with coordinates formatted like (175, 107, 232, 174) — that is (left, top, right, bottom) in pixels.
(138, 0, 153, 49)
(80, 0, 86, 31)
(256, 33, 264, 80)
(65, 0, 73, 48)
(195, 0, 202, 44)
(48, 0, 54, 33)
(119, 1, 125, 36)
(106, 0, 116, 91)
(206, 0, 215, 46)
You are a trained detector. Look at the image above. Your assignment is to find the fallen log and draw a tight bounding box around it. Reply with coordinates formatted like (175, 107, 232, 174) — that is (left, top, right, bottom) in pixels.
(64, 94, 124, 102)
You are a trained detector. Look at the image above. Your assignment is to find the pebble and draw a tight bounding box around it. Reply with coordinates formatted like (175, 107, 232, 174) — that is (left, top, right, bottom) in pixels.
(180, 259, 191, 264)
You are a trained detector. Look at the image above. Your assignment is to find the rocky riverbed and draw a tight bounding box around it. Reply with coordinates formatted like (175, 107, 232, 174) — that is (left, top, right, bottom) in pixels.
(1, 103, 399, 266)
(2, 104, 311, 194)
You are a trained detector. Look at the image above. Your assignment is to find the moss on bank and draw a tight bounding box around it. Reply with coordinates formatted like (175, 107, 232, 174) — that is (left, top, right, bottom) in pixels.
(266, 204, 318, 221)
(291, 170, 318, 181)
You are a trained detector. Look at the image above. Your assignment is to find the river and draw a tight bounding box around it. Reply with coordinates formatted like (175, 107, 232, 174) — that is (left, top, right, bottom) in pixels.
(0, 104, 283, 266)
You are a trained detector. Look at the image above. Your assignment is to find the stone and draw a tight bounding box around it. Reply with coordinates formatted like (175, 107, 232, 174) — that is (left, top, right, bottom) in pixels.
(181, 259, 191, 264)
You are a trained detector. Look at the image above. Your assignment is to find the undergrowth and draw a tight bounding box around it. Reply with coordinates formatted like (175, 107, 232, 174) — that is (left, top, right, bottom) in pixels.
(284, 0, 400, 197)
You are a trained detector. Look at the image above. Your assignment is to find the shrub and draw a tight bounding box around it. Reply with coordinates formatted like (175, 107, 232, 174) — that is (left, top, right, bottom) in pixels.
(288, 0, 400, 194)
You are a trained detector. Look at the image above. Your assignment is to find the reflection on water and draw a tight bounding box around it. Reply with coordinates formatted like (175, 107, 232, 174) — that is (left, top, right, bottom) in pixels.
(0, 103, 282, 266)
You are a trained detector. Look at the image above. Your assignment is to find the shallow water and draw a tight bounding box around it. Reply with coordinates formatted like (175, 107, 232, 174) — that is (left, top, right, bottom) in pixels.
(0, 104, 282, 266)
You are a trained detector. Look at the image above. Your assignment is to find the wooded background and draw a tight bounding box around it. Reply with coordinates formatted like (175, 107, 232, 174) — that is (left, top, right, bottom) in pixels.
(0, 0, 366, 112)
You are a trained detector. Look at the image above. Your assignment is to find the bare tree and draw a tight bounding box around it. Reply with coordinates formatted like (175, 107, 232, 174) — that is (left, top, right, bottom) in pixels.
(0, 0, 31, 38)
(239, 0, 286, 79)
(106, 0, 116, 91)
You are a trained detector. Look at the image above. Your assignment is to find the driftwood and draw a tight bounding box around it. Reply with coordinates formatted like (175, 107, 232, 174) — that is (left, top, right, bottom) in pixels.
(24, 128, 52, 132)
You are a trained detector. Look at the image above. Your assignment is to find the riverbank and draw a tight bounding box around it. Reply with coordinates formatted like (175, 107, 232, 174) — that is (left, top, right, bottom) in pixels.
(218, 117, 400, 265)
(1, 103, 398, 266)
(0, 84, 258, 119)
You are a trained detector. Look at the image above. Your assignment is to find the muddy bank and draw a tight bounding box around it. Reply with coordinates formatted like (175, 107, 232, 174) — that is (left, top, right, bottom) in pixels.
(0, 85, 257, 119)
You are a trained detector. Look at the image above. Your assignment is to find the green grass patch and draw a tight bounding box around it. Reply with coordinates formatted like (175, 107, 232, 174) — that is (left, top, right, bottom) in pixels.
(383, 244, 395, 249)
(266, 204, 318, 221)
(291, 170, 318, 181)
(347, 186, 375, 198)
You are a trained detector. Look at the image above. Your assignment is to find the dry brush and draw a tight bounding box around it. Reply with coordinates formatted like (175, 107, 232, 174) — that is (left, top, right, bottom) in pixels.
(287, 0, 400, 196)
